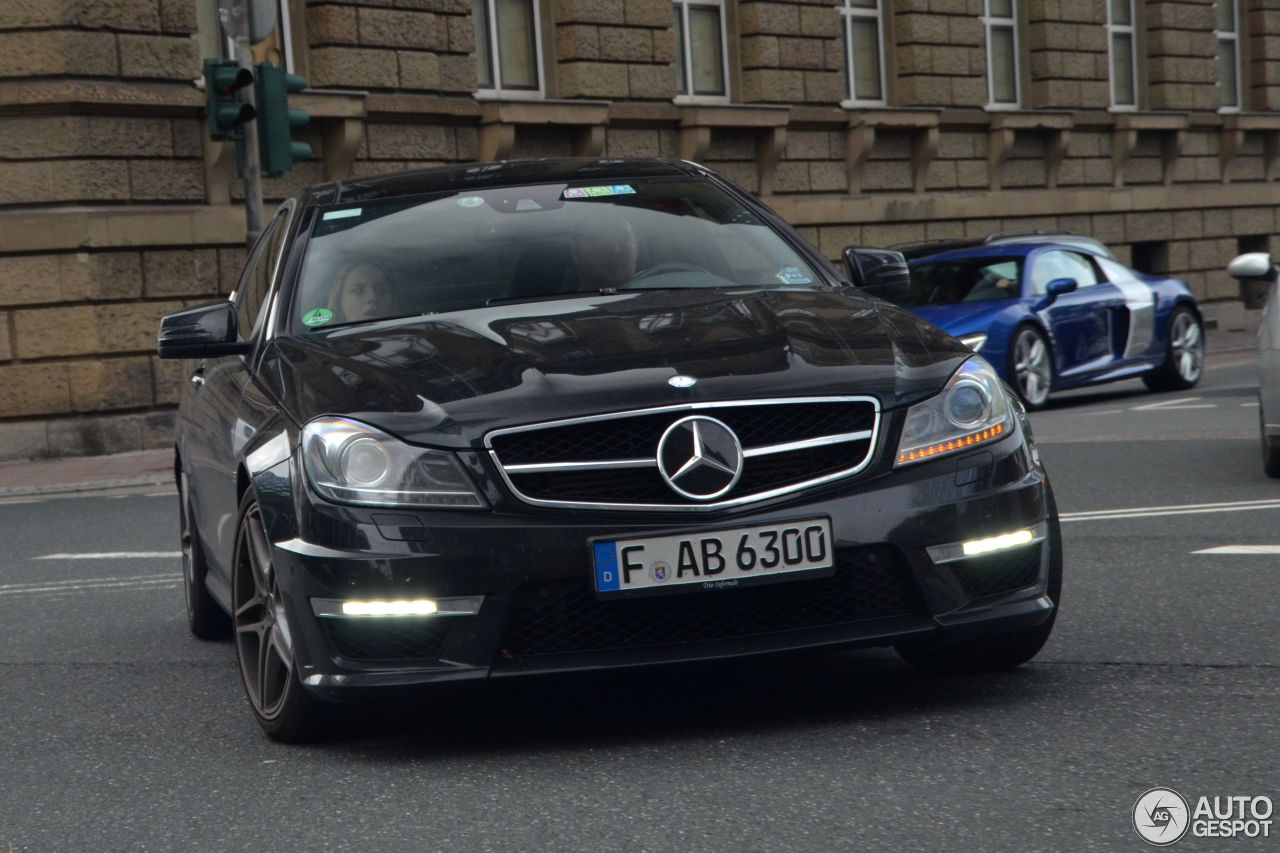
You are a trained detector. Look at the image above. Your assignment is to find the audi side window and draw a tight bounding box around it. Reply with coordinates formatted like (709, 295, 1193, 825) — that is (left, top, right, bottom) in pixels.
(1031, 250, 1099, 295)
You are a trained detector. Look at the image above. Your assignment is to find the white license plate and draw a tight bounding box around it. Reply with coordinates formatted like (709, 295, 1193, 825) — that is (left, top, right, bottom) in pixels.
(592, 518, 833, 596)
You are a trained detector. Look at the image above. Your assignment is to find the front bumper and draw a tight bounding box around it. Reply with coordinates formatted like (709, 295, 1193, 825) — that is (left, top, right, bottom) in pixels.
(258, 426, 1057, 699)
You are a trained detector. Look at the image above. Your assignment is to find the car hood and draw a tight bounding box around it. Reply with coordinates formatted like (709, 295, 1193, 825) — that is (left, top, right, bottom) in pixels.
(909, 300, 1020, 335)
(261, 289, 970, 447)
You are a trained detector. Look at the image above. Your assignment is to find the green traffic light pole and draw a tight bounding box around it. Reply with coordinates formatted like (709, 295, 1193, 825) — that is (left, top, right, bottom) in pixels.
(226, 0, 264, 247)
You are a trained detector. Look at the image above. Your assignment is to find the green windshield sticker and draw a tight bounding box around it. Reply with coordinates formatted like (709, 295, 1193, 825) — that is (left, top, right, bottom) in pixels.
(322, 208, 362, 221)
(301, 308, 334, 327)
(563, 184, 635, 199)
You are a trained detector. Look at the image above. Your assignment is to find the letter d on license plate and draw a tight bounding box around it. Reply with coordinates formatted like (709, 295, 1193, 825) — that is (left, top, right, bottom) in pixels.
(592, 517, 833, 597)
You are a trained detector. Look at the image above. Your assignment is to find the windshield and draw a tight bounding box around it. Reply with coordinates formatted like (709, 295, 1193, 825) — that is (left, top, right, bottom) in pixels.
(291, 177, 824, 331)
(889, 257, 1024, 308)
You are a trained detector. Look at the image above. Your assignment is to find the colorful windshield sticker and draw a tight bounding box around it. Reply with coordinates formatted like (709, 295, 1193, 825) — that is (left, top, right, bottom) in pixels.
(563, 184, 636, 199)
(301, 308, 334, 328)
(457, 196, 484, 208)
(322, 208, 362, 221)
(775, 266, 813, 285)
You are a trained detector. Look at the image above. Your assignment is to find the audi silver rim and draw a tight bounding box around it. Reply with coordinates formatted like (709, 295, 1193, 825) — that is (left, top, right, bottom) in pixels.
(1171, 312, 1203, 384)
(233, 505, 293, 720)
(1014, 331, 1052, 407)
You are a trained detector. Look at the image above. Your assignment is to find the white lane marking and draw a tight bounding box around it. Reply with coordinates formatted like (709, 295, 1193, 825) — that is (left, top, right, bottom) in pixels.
(0, 500, 42, 506)
(1131, 396, 1216, 411)
(1060, 498, 1280, 523)
(1192, 545, 1280, 555)
(145, 492, 176, 497)
(34, 551, 181, 560)
(1242, 402, 1260, 408)
(0, 575, 181, 596)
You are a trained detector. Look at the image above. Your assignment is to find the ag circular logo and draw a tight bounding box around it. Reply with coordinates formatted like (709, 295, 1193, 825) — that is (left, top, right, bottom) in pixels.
(655, 415, 743, 501)
(1134, 788, 1191, 846)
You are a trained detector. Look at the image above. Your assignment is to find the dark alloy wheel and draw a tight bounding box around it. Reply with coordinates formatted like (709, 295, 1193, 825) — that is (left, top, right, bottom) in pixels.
(895, 485, 1063, 674)
(1143, 306, 1204, 392)
(1009, 325, 1053, 410)
(1262, 403, 1280, 479)
(179, 468, 230, 640)
(232, 490, 328, 741)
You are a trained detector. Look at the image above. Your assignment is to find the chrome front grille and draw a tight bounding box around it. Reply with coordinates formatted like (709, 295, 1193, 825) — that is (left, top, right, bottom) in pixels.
(485, 397, 880, 511)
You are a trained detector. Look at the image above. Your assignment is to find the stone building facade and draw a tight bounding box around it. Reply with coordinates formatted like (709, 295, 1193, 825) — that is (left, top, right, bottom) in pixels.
(0, 0, 1277, 459)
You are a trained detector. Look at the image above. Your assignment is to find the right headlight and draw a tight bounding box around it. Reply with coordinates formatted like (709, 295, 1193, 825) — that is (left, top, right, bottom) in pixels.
(302, 417, 486, 508)
(895, 357, 1013, 466)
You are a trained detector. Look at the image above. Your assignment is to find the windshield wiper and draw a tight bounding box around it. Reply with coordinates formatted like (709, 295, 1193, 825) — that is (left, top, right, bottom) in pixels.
(315, 313, 424, 331)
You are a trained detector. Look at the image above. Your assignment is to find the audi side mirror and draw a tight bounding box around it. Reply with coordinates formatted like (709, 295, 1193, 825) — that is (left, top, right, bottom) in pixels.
(1045, 277, 1078, 298)
(842, 246, 910, 300)
(157, 301, 249, 359)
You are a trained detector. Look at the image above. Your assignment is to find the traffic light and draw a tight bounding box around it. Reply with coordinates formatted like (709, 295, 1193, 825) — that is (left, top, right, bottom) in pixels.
(203, 59, 255, 142)
(254, 61, 312, 177)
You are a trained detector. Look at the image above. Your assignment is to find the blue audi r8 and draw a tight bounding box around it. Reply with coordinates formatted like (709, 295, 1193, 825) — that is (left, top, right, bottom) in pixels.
(860, 236, 1205, 409)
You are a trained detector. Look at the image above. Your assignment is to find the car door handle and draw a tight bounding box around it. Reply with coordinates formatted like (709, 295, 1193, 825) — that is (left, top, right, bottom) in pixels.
(190, 365, 206, 387)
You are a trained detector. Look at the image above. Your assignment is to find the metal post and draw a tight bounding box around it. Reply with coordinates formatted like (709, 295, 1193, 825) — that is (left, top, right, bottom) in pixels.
(229, 0, 264, 248)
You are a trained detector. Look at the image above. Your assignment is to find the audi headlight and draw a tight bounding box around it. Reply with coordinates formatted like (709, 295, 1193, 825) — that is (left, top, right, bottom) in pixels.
(302, 417, 485, 508)
(895, 357, 1012, 466)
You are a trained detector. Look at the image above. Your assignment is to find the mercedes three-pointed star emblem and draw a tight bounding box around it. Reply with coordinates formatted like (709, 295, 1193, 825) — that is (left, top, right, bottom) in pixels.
(655, 415, 744, 500)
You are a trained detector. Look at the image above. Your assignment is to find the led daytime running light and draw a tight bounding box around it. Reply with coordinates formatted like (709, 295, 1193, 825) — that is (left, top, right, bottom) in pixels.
(897, 421, 1005, 464)
(341, 599, 439, 617)
(962, 528, 1035, 557)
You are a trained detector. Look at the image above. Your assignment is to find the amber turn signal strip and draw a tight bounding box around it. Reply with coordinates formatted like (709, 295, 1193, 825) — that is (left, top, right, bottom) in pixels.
(897, 421, 1006, 465)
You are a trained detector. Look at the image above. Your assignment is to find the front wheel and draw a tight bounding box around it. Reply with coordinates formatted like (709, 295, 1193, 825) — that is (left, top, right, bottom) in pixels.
(1008, 325, 1053, 410)
(232, 489, 329, 742)
(1143, 306, 1204, 392)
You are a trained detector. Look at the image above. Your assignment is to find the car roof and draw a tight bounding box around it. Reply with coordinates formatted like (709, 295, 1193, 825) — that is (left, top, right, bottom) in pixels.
(305, 158, 701, 206)
(898, 232, 1115, 263)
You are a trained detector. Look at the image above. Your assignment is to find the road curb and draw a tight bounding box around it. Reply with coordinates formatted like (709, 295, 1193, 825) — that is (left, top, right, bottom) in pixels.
(0, 476, 174, 498)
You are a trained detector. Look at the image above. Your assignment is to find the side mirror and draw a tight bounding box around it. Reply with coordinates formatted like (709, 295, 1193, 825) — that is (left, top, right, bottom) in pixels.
(157, 301, 249, 359)
(842, 246, 910, 300)
(1227, 252, 1275, 281)
(1045, 277, 1078, 298)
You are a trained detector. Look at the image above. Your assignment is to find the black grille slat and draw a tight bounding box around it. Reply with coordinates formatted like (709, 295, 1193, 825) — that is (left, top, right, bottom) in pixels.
(323, 618, 453, 661)
(499, 546, 925, 659)
(490, 399, 878, 508)
(951, 545, 1043, 599)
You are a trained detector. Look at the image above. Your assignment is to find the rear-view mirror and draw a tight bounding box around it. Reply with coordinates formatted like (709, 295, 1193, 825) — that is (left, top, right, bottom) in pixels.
(842, 247, 910, 300)
(157, 301, 249, 359)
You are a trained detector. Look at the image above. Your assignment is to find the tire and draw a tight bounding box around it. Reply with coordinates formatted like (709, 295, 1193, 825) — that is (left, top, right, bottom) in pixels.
(895, 485, 1063, 675)
(1008, 324, 1053, 410)
(179, 468, 231, 640)
(231, 489, 330, 742)
(1142, 305, 1204, 392)
(1262, 404, 1280, 479)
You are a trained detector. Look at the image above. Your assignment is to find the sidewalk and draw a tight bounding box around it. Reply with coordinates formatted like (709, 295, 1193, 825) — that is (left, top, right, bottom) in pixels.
(0, 325, 1259, 498)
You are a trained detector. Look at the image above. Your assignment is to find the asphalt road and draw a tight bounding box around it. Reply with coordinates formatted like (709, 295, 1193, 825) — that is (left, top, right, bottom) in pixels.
(2, 355, 1277, 852)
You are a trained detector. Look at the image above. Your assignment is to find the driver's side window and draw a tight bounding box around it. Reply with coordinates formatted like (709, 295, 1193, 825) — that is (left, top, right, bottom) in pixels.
(1030, 250, 1099, 295)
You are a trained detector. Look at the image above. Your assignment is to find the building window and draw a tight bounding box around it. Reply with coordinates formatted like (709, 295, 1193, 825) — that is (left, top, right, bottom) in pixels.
(475, 0, 543, 97)
(197, 0, 303, 74)
(1216, 0, 1242, 110)
(839, 0, 886, 106)
(983, 0, 1019, 108)
(1107, 0, 1138, 109)
(674, 1, 729, 101)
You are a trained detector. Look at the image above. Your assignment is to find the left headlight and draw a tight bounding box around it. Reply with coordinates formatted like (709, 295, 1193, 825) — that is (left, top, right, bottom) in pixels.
(895, 357, 1013, 466)
(302, 417, 486, 508)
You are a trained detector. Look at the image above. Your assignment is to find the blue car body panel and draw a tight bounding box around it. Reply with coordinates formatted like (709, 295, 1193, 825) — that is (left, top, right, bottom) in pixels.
(901, 242, 1202, 393)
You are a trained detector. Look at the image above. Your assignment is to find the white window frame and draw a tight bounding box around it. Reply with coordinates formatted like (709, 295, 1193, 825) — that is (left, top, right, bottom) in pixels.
(1216, 0, 1243, 113)
(673, 0, 731, 105)
(839, 0, 887, 108)
(474, 0, 546, 101)
(1106, 0, 1138, 111)
(982, 0, 1020, 110)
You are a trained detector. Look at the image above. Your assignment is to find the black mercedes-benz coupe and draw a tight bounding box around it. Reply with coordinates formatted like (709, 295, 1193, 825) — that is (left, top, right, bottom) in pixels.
(158, 159, 1061, 741)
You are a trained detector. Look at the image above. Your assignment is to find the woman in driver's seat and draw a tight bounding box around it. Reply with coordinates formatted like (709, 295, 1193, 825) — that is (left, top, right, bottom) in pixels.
(328, 262, 394, 322)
